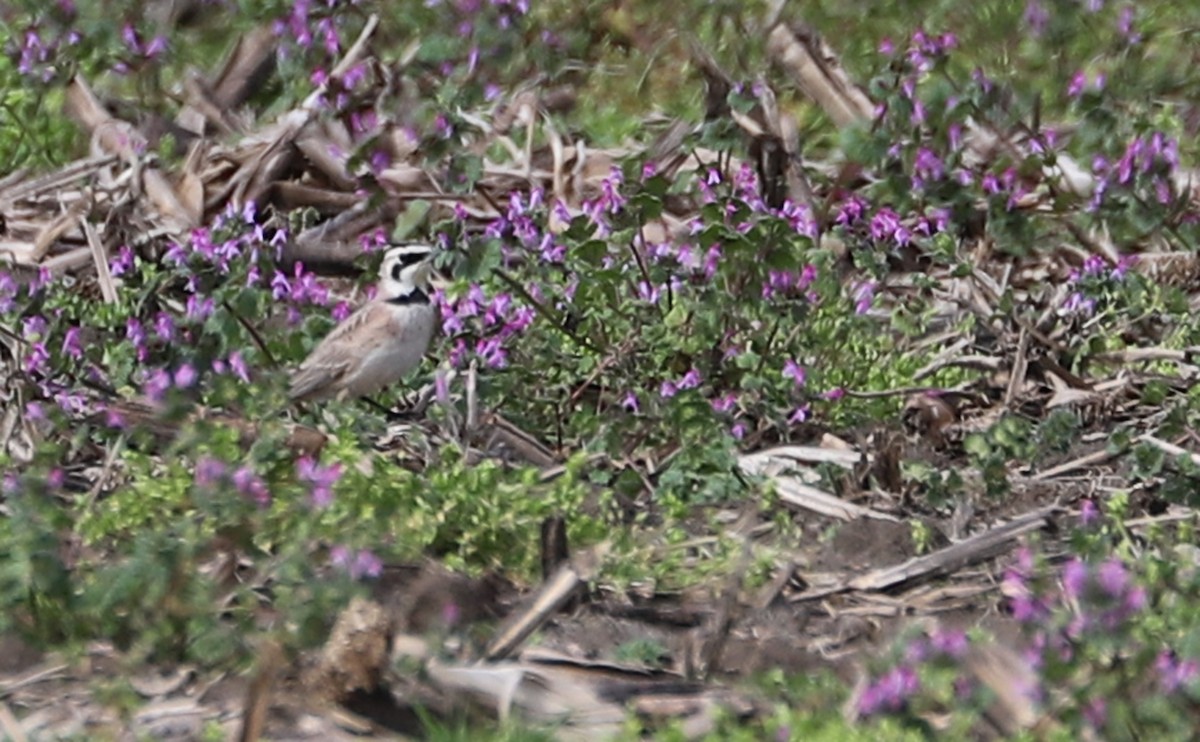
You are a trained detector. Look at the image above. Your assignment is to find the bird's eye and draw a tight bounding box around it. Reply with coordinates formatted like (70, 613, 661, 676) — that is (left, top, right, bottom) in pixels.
(391, 263, 403, 282)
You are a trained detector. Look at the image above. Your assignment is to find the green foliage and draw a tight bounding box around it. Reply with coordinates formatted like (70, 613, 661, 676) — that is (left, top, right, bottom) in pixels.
(613, 637, 670, 668)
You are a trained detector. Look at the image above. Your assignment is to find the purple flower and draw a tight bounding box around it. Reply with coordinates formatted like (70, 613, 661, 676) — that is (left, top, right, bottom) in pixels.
(1004, 575, 1042, 623)
(1124, 585, 1147, 613)
(154, 311, 175, 341)
(621, 391, 640, 412)
(1082, 697, 1107, 729)
(330, 546, 382, 580)
(110, 245, 135, 276)
(783, 359, 806, 386)
(232, 466, 270, 506)
(1068, 70, 1087, 98)
(730, 422, 747, 440)
(125, 318, 148, 361)
(858, 666, 920, 716)
(0, 272, 16, 313)
(1024, 0, 1049, 36)
(61, 326, 83, 359)
(30, 266, 53, 293)
(711, 392, 737, 414)
(1095, 559, 1129, 598)
(53, 388, 87, 415)
(1079, 498, 1099, 526)
(475, 337, 508, 368)
(505, 306, 536, 335)
(435, 369, 452, 405)
(144, 368, 172, 401)
(910, 99, 927, 126)
(913, 147, 944, 187)
(788, 405, 809, 424)
(353, 549, 382, 579)
(23, 315, 47, 340)
(929, 628, 968, 658)
(637, 281, 661, 303)
(331, 300, 352, 322)
(359, 228, 388, 253)
(660, 380, 678, 399)
(483, 293, 513, 325)
(164, 241, 188, 265)
(298, 456, 343, 509)
(271, 269, 291, 300)
(1157, 651, 1200, 693)
(24, 343, 50, 376)
(779, 201, 816, 236)
(174, 363, 197, 388)
(228, 351, 250, 382)
(1062, 558, 1087, 600)
(853, 281, 876, 314)
(195, 456, 227, 487)
(144, 35, 167, 58)
(1117, 6, 1140, 43)
(330, 545, 351, 571)
(1063, 291, 1096, 316)
(869, 207, 905, 244)
(104, 405, 126, 429)
(186, 295, 214, 321)
(121, 23, 141, 54)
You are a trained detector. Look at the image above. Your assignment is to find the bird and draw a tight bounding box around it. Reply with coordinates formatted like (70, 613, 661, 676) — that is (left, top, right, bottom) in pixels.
(288, 243, 437, 402)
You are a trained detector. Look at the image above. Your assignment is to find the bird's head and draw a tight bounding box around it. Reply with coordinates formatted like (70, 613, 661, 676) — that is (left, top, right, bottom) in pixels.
(379, 243, 435, 298)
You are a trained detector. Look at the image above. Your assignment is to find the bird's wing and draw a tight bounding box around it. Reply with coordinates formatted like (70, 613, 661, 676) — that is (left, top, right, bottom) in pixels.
(288, 302, 392, 400)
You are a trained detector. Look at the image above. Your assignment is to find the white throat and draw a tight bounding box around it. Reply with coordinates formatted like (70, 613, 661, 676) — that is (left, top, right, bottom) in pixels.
(381, 263, 429, 301)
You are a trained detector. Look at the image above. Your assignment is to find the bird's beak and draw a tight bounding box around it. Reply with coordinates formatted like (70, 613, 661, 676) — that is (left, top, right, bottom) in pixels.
(419, 258, 440, 288)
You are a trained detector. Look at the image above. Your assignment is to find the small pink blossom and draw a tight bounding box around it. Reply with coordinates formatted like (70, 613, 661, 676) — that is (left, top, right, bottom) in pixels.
(783, 359, 806, 386)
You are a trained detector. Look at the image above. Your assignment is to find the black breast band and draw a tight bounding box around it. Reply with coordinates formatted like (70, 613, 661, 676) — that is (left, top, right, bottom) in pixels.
(387, 289, 429, 306)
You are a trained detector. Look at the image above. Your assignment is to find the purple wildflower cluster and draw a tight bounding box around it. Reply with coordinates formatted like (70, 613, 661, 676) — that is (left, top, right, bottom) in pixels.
(114, 22, 168, 74)
(329, 545, 382, 580)
(194, 456, 271, 506)
(1061, 253, 1136, 316)
(1089, 131, 1181, 212)
(861, 529, 1199, 732)
(1025, 0, 1136, 41)
(272, 1, 389, 128)
(9, 3, 82, 83)
(436, 284, 536, 370)
(1067, 69, 1106, 99)
(996, 544, 1197, 729)
(13, 11, 170, 82)
(164, 203, 327, 327)
(297, 455, 343, 509)
(834, 196, 952, 264)
(274, 0, 342, 55)
(3, 273, 105, 417)
(424, 0, 532, 79)
(1003, 550, 1148, 640)
(856, 626, 969, 717)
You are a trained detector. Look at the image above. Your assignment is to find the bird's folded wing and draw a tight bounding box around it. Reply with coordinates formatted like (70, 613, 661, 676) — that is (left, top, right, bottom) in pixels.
(288, 356, 352, 400)
(288, 302, 390, 400)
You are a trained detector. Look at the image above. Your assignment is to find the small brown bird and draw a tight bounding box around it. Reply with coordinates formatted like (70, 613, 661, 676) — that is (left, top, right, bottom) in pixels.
(288, 244, 436, 402)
